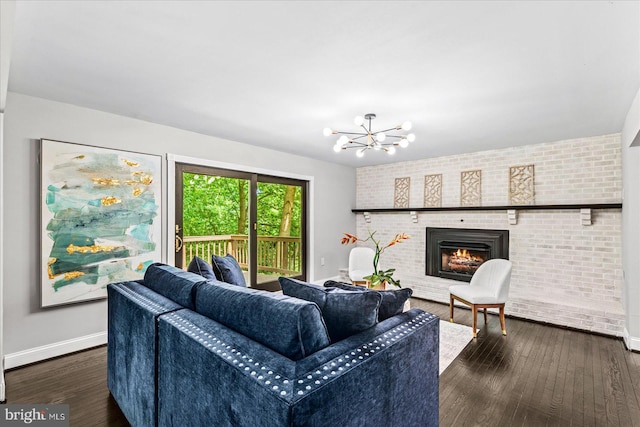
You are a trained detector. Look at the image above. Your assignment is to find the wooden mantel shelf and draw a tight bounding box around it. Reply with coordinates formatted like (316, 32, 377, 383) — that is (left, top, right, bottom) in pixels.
(351, 203, 622, 214)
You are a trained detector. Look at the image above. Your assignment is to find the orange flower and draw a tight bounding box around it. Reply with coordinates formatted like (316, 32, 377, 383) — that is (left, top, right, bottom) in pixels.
(341, 232, 360, 244)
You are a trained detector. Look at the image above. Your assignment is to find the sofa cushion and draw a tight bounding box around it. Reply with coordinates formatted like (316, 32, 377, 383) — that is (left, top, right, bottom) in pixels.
(195, 281, 330, 361)
(211, 254, 247, 287)
(187, 256, 217, 280)
(143, 263, 207, 310)
(324, 280, 413, 321)
(279, 277, 381, 343)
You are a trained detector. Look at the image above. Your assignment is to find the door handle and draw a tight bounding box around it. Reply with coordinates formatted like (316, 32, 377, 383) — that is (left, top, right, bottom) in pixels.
(175, 224, 183, 252)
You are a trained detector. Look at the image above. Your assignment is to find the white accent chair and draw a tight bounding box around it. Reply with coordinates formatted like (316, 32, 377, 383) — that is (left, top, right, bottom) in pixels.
(348, 247, 376, 286)
(449, 258, 512, 338)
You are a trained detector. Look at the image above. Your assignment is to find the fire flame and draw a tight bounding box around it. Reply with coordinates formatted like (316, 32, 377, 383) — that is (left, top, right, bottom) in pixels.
(451, 248, 483, 262)
(455, 249, 469, 258)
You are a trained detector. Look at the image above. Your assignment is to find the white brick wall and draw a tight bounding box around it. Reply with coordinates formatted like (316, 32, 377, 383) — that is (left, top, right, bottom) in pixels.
(355, 134, 624, 336)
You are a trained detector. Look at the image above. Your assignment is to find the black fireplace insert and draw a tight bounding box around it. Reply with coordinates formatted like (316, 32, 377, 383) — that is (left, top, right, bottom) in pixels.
(425, 227, 509, 282)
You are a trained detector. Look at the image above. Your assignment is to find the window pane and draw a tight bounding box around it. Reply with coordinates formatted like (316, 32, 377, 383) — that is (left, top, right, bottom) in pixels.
(182, 172, 250, 280)
(256, 182, 302, 284)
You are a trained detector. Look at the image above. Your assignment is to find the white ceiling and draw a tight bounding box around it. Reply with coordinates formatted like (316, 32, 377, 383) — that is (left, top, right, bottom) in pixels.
(7, 1, 640, 167)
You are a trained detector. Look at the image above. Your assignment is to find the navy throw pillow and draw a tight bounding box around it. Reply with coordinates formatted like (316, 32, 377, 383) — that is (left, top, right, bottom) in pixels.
(279, 277, 381, 343)
(143, 263, 207, 310)
(187, 256, 216, 280)
(211, 254, 247, 287)
(324, 280, 413, 321)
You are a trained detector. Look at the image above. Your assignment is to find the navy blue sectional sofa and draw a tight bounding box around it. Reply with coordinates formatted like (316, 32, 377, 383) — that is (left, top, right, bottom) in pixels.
(107, 263, 439, 427)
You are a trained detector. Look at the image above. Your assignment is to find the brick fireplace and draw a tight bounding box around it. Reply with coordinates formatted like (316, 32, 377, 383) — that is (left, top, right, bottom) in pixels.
(355, 134, 624, 336)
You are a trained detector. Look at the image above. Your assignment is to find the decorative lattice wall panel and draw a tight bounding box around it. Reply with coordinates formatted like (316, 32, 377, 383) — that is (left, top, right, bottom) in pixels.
(423, 174, 442, 207)
(460, 170, 481, 206)
(509, 164, 535, 205)
(394, 177, 410, 208)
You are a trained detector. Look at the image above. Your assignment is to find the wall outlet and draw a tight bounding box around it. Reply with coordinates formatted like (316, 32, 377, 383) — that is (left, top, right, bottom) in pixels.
(320, 257, 325, 266)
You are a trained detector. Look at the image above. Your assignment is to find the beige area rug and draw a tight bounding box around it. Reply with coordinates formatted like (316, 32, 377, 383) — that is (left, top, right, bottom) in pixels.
(439, 320, 473, 375)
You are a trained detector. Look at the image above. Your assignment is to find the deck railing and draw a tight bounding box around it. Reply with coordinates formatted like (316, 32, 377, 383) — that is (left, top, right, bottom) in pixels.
(182, 235, 302, 276)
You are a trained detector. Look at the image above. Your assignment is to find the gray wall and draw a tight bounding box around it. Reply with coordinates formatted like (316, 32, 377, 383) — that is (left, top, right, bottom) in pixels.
(1, 0, 17, 399)
(2, 92, 355, 356)
(622, 88, 640, 347)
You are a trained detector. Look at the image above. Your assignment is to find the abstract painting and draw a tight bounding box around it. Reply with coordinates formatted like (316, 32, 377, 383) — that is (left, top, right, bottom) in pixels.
(40, 139, 162, 307)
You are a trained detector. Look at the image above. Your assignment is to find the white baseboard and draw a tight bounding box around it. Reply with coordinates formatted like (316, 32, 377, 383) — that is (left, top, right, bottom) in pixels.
(623, 328, 640, 351)
(4, 331, 107, 370)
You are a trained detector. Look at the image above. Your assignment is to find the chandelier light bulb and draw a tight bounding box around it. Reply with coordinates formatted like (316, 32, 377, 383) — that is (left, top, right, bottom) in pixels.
(373, 142, 381, 150)
(323, 127, 333, 137)
(354, 116, 365, 126)
(399, 139, 409, 148)
(387, 146, 396, 155)
(356, 148, 366, 158)
(337, 135, 349, 145)
(407, 133, 416, 142)
(333, 144, 342, 153)
(401, 121, 413, 131)
(376, 132, 386, 142)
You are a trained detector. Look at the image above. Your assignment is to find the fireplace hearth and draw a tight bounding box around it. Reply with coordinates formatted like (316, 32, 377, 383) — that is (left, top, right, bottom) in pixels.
(425, 227, 509, 282)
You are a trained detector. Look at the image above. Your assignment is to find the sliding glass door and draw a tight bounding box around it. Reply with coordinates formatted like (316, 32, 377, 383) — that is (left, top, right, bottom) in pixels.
(175, 163, 307, 290)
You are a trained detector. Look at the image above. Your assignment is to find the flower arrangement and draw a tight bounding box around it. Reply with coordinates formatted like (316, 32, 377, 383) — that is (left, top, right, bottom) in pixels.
(341, 230, 410, 288)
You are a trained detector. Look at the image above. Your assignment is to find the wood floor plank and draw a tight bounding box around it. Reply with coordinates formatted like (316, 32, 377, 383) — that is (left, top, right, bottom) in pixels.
(571, 334, 591, 426)
(489, 319, 538, 425)
(601, 336, 638, 426)
(591, 333, 614, 426)
(582, 331, 598, 427)
(626, 346, 640, 393)
(538, 325, 565, 425)
(546, 328, 570, 426)
(564, 330, 585, 425)
(622, 347, 640, 426)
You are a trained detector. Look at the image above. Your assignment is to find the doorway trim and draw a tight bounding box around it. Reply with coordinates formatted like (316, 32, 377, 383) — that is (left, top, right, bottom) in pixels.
(167, 154, 316, 282)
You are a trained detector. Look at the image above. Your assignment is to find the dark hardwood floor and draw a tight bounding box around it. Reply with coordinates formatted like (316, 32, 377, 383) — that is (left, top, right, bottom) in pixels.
(4, 344, 128, 427)
(411, 299, 640, 427)
(4, 299, 640, 426)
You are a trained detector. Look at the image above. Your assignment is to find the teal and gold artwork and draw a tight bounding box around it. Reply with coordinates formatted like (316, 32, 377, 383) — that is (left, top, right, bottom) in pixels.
(40, 139, 162, 307)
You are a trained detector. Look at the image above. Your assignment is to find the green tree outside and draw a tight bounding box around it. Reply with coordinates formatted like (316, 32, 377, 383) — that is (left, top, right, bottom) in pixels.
(182, 173, 301, 238)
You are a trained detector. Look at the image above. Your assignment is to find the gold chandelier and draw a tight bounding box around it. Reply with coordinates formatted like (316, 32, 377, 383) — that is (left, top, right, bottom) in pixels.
(323, 113, 415, 157)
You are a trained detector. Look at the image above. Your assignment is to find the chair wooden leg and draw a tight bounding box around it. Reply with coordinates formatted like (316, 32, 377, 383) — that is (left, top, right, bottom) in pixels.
(449, 294, 454, 322)
(472, 304, 478, 338)
(499, 305, 506, 335)
(483, 308, 488, 324)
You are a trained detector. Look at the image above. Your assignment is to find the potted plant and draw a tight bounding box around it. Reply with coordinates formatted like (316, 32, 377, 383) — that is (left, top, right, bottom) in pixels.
(341, 230, 410, 289)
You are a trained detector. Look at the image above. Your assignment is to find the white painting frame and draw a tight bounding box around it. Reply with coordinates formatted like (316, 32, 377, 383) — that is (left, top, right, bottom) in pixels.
(40, 139, 162, 307)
